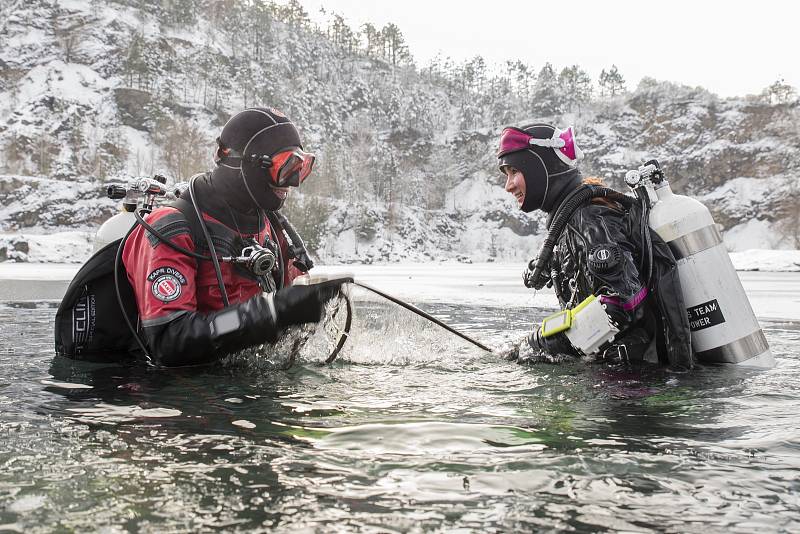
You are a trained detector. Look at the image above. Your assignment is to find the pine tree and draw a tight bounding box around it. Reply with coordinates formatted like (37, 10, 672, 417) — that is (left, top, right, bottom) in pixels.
(122, 33, 147, 88)
(532, 63, 560, 115)
(599, 64, 626, 97)
(360, 23, 381, 58)
(558, 65, 593, 111)
(506, 60, 534, 102)
(381, 23, 410, 66)
(275, 0, 311, 29)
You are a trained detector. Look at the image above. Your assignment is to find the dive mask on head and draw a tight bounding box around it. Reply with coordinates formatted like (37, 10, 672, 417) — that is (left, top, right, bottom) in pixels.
(497, 126, 583, 167)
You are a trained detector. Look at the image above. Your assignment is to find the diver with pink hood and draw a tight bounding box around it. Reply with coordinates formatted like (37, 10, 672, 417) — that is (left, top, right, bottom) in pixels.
(498, 124, 693, 369)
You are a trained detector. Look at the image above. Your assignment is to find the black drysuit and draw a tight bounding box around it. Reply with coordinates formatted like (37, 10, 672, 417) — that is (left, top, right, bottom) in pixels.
(533, 199, 694, 369)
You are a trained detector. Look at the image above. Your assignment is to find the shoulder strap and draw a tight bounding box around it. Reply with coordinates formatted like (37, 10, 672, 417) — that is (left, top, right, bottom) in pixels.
(171, 197, 205, 249)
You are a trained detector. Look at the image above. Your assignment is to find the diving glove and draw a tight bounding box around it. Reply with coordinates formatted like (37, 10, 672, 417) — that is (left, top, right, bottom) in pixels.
(527, 326, 544, 350)
(523, 259, 551, 290)
(270, 277, 353, 329)
(527, 324, 578, 357)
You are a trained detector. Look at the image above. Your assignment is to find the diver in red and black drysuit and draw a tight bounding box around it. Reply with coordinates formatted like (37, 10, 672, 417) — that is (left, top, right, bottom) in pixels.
(497, 124, 693, 369)
(123, 108, 345, 367)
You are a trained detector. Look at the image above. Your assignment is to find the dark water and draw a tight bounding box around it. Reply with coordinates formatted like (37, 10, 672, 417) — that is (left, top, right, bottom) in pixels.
(1, 295, 799, 533)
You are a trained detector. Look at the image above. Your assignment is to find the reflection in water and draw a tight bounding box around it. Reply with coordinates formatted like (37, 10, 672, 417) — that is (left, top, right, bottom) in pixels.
(0, 300, 799, 532)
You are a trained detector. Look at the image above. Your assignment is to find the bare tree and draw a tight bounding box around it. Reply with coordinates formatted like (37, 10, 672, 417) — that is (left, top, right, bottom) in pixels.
(153, 117, 211, 182)
(50, 7, 93, 63)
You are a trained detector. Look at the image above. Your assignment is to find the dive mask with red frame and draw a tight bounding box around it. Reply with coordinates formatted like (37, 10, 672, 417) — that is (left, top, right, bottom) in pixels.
(231, 147, 316, 188)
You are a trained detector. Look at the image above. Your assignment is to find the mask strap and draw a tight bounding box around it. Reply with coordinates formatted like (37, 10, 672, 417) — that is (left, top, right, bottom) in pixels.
(549, 167, 575, 178)
(525, 149, 550, 211)
(240, 168, 264, 211)
(528, 136, 566, 149)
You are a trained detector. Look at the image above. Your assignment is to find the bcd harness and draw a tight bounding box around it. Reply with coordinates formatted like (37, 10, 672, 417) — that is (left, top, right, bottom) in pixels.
(54, 175, 313, 362)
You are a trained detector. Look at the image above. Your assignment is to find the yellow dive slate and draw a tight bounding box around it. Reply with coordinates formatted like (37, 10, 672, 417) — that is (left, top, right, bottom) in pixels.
(540, 295, 599, 338)
(541, 309, 572, 337)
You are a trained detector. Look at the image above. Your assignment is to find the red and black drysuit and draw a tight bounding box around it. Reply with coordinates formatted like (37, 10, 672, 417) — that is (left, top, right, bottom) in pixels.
(530, 199, 693, 369)
(123, 203, 303, 367)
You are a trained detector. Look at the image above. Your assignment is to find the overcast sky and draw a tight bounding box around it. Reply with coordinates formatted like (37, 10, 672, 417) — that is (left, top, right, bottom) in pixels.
(294, 0, 799, 98)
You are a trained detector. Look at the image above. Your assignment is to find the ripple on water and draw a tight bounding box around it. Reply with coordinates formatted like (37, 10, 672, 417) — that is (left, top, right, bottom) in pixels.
(0, 300, 799, 532)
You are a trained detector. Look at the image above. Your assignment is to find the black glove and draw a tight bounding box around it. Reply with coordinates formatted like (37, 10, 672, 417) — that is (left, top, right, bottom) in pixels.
(272, 278, 351, 329)
(523, 258, 550, 290)
(527, 326, 544, 351)
(527, 324, 579, 357)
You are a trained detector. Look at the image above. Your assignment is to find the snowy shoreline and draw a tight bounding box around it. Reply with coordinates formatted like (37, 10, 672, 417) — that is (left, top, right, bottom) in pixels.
(1, 229, 799, 272)
(2, 260, 799, 322)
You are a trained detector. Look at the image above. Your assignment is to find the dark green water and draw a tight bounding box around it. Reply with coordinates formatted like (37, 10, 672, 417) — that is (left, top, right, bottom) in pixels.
(1, 297, 799, 533)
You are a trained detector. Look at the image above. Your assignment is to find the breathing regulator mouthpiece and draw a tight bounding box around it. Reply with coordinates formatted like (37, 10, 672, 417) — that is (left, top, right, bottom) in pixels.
(222, 241, 277, 277)
(524, 257, 550, 290)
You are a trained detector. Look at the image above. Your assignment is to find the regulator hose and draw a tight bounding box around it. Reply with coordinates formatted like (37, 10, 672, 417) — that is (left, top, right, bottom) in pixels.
(114, 219, 154, 366)
(188, 176, 229, 306)
(526, 185, 636, 290)
(273, 212, 315, 272)
(323, 291, 353, 364)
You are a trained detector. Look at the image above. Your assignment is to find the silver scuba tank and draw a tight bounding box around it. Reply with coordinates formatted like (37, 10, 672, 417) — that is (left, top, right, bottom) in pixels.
(626, 162, 774, 368)
(94, 208, 136, 252)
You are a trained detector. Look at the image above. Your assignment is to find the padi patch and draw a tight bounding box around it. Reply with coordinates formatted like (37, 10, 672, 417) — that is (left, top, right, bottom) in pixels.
(147, 267, 187, 303)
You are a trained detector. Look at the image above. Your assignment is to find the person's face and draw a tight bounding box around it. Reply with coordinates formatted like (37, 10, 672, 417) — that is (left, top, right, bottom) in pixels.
(503, 166, 526, 207)
(269, 182, 291, 202)
(265, 147, 315, 202)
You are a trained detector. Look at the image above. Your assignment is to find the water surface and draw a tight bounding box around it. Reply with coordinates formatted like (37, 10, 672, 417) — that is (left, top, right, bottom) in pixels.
(1, 289, 799, 532)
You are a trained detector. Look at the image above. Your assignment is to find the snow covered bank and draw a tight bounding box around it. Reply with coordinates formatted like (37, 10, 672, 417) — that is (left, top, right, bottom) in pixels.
(1, 227, 798, 272)
(728, 249, 800, 272)
(0, 230, 93, 263)
(2, 261, 799, 322)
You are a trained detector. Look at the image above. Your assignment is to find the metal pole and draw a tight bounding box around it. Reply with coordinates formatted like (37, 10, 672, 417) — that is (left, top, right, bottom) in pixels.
(352, 281, 493, 353)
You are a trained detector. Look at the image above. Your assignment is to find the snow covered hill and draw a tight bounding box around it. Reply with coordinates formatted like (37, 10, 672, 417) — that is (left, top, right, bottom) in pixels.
(1, 0, 798, 265)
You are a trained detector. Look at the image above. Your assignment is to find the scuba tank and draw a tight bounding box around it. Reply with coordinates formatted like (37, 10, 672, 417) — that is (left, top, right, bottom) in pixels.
(94, 176, 168, 252)
(625, 161, 774, 368)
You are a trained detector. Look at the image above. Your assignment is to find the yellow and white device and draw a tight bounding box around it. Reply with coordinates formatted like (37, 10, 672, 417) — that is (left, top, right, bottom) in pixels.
(541, 295, 619, 356)
(540, 309, 572, 337)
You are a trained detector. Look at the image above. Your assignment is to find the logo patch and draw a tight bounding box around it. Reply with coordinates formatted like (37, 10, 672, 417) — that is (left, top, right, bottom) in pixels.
(588, 244, 621, 274)
(73, 294, 96, 349)
(147, 267, 187, 303)
(687, 298, 725, 332)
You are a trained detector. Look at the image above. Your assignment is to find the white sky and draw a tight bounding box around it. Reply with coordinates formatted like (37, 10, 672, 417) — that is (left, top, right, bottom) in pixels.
(294, 0, 799, 98)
